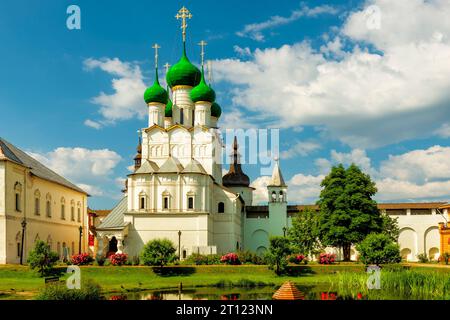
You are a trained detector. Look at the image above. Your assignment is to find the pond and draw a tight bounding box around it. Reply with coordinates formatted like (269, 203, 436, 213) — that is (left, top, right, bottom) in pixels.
(106, 285, 363, 300)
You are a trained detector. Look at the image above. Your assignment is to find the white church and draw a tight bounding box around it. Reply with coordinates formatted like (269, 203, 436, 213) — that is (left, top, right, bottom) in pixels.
(92, 7, 449, 262)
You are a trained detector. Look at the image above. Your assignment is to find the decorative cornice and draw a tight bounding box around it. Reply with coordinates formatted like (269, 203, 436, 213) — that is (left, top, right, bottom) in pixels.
(172, 85, 193, 91)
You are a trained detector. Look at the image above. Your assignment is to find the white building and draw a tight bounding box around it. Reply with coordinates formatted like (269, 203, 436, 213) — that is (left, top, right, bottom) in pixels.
(0, 138, 88, 264)
(93, 8, 448, 263)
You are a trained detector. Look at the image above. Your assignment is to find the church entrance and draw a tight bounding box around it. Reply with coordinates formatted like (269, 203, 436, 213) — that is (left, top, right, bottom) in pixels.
(107, 237, 118, 257)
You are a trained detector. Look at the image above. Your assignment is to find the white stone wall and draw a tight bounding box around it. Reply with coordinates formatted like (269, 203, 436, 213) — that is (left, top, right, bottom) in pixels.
(0, 161, 6, 263)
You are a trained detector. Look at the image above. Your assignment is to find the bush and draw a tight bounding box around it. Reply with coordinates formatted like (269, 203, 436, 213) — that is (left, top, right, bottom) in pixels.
(417, 253, 429, 263)
(440, 252, 450, 265)
(95, 255, 106, 266)
(237, 250, 264, 265)
(319, 253, 336, 264)
(71, 253, 93, 266)
(289, 254, 308, 265)
(36, 279, 102, 300)
(220, 253, 241, 265)
(265, 236, 291, 275)
(185, 253, 221, 265)
(140, 239, 176, 267)
(109, 253, 128, 266)
(356, 233, 401, 266)
(27, 240, 59, 277)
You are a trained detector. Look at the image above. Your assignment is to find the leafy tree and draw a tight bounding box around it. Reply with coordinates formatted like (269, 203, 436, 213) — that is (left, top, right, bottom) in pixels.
(288, 208, 322, 257)
(356, 233, 401, 265)
(317, 164, 382, 261)
(265, 236, 291, 275)
(140, 239, 176, 268)
(381, 214, 400, 242)
(27, 240, 59, 277)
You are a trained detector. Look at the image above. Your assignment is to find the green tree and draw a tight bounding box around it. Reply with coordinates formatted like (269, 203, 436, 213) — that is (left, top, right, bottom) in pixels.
(27, 240, 59, 277)
(288, 208, 321, 257)
(265, 236, 291, 275)
(317, 164, 382, 261)
(381, 214, 400, 242)
(356, 233, 401, 265)
(140, 239, 177, 268)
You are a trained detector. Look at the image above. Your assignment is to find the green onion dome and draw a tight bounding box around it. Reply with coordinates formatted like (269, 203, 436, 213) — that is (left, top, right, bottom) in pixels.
(190, 68, 216, 103)
(165, 98, 173, 117)
(144, 70, 168, 104)
(211, 102, 222, 118)
(166, 46, 201, 88)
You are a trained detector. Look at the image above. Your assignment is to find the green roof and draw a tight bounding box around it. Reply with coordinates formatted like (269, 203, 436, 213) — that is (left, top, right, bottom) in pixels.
(211, 102, 222, 118)
(144, 70, 169, 104)
(166, 45, 201, 88)
(190, 67, 216, 103)
(165, 99, 173, 117)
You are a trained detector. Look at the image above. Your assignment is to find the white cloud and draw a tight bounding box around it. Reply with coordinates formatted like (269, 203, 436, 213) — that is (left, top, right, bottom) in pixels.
(27, 147, 122, 192)
(216, 0, 450, 148)
(434, 123, 450, 138)
(252, 144, 450, 204)
(76, 184, 104, 196)
(237, 4, 338, 41)
(280, 141, 321, 159)
(83, 58, 147, 125)
(233, 45, 252, 57)
(84, 119, 102, 130)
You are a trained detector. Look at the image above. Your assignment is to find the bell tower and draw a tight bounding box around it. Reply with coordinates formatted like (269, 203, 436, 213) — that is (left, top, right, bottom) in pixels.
(267, 158, 288, 235)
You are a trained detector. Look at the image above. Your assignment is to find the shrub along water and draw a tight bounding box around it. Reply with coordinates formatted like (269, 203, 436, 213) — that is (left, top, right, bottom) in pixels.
(332, 269, 450, 300)
(36, 279, 102, 300)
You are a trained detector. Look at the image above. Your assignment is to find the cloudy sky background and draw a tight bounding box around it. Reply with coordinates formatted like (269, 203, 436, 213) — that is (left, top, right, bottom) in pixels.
(1, 0, 450, 208)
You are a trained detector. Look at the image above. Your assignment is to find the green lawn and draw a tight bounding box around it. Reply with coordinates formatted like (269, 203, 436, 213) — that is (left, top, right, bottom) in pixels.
(0, 263, 448, 300)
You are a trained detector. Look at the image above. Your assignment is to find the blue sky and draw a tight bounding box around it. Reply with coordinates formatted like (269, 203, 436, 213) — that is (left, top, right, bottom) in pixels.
(1, 0, 450, 208)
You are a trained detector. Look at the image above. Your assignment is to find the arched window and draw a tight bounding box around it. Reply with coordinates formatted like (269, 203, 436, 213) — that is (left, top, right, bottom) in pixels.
(71, 242, 75, 256)
(162, 191, 170, 210)
(46, 193, 52, 218)
(139, 192, 147, 210)
(77, 208, 81, 222)
(279, 191, 284, 202)
(188, 197, 194, 210)
(70, 200, 75, 221)
(34, 190, 41, 216)
(14, 182, 22, 212)
(187, 192, 195, 210)
(218, 202, 225, 213)
(47, 235, 53, 250)
(180, 108, 184, 125)
(61, 197, 66, 220)
(271, 191, 277, 202)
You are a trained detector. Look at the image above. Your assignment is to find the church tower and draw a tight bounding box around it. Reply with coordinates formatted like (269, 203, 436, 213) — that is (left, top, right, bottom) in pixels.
(222, 137, 254, 206)
(267, 159, 288, 235)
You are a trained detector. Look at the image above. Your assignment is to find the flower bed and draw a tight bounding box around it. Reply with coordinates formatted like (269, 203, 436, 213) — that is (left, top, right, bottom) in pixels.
(319, 253, 336, 264)
(220, 253, 241, 265)
(109, 253, 128, 266)
(71, 253, 93, 266)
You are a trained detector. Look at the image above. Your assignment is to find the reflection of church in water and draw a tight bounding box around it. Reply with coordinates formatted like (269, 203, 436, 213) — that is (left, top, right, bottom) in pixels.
(89, 7, 449, 262)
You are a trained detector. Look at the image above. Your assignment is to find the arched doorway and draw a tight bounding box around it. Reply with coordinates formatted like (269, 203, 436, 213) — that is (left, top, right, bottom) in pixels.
(428, 247, 439, 261)
(107, 237, 118, 257)
(400, 248, 412, 261)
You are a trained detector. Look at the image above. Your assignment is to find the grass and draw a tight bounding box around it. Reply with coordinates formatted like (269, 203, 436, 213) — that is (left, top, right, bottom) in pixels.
(331, 268, 450, 300)
(0, 263, 448, 299)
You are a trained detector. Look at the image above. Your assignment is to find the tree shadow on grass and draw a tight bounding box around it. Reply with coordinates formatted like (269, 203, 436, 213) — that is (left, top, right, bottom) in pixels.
(284, 265, 316, 277)
(151, 266, 196, 277)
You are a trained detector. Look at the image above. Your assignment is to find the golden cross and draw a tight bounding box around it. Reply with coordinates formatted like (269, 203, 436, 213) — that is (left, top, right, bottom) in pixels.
(152, 43, 161, 69)
(164, 62, 171, 74)
(175, 6, 192, 43)
(198, 40, 207, 67)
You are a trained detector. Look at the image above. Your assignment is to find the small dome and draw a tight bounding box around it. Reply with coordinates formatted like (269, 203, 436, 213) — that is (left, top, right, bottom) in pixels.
(190, 68, 216, 103)
(211, 102, 222, 118)
(144, 71, 168, 104)
(166, 46, 201, 88)
(165, 99, 173, 117)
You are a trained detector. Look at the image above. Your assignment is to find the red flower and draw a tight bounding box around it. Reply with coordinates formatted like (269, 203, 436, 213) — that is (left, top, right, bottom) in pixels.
(109, 253, 128, 266)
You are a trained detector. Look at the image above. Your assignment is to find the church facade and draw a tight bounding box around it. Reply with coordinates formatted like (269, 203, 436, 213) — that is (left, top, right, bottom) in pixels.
(93, 7, 449, 263)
